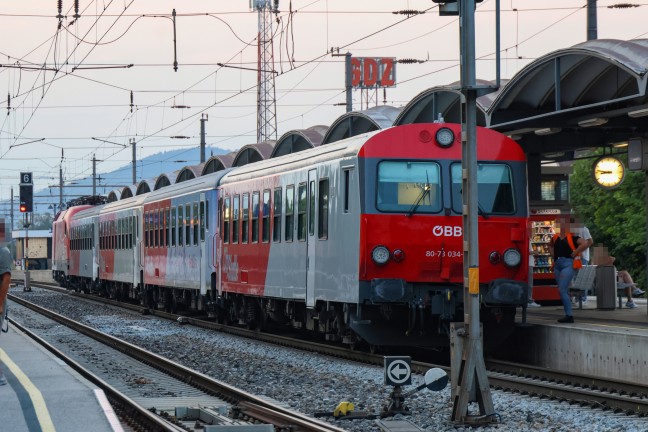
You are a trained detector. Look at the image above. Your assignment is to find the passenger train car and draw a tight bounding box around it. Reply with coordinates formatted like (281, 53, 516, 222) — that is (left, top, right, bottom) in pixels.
(52, 122, 529, 348)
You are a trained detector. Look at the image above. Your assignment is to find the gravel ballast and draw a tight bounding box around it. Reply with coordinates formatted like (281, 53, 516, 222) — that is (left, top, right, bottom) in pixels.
(11, 287, 648, 432)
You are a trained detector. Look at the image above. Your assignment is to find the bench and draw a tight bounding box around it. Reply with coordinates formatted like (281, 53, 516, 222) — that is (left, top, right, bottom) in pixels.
(570, 265, 633, 309)
(616, 282, 634, 308)
(570, 265, 596, 310)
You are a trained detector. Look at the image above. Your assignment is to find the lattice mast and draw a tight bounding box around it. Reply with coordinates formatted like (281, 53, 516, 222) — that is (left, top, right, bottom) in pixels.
(252, 0, 279, 143)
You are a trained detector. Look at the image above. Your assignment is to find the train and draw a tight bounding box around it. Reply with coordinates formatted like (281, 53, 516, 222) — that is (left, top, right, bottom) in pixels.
(52, 122, 529, 349)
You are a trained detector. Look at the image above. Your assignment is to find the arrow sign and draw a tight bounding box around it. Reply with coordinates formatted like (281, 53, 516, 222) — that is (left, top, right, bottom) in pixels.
(384, 356, 411, 386)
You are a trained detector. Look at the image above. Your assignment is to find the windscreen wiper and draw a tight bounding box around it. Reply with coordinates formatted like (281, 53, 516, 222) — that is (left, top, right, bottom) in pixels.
(478, 202, 489, 219)
(407, 171, 431, 217)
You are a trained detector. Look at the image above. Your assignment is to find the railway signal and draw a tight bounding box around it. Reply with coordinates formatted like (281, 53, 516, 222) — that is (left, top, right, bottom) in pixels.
(19, 172, 33, 213)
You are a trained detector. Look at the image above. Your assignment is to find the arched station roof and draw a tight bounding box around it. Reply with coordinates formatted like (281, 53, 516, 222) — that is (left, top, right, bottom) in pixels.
(201, 152, 236, 175)
(394, 81, 496, 127)
(153, 171, 178, 190)
(135, 179, 153, 195)
(487, 39, 648, 156)
(322, 105, 401, 145)
(120, 186, 135, 200)
(232, 141, 275, 167)
(271, 125, 328, 158)
(176, 163, 205, 183)
(107, 190, 120, 203)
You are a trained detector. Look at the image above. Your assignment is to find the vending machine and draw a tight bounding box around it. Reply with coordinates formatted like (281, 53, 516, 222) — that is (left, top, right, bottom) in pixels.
(529, 208, 563, 302)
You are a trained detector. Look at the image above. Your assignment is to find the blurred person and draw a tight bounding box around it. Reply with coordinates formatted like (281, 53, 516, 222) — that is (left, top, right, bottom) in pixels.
(0, 220, 11, 385)
(549, 215, 588, 323)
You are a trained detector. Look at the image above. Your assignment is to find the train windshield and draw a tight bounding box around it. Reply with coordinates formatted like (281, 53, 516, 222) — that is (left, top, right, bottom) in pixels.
(376, 161, 442, 213)
(450, 163, 515, 214)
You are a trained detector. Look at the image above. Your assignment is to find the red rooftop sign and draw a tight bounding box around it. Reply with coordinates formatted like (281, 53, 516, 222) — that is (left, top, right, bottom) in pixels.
(351, 57, 397, 89)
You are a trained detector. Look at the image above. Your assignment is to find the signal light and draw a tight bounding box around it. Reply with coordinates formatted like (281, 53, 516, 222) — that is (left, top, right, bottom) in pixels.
(19, 184, 33, 213)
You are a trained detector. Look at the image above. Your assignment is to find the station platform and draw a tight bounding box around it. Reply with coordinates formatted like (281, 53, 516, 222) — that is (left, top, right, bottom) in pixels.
(503, 296, 648, 385)
(0, 323, 123, 432)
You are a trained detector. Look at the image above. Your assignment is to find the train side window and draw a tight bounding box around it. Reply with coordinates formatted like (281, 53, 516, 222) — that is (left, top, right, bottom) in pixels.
(251, 192, 259, 243)
(178, 205, 184, 246)
(143, 213, 148, 248)
(297, 183, 307, 241)
(285, 186, 294, 242)
(116, 219, 121, 250)
(193, 202, 199, 246)
(200, 201, 205, 242)
(165, 208, 170, 248)
(232, 195, 240, 243)
(171, 207, 177, 247)
(121, 219, 125, 250)
(273, 188, 281, 242)
(156, 209, 161, 248)
(308, 180, 315, 236)
(206, 199, 209, 231)
(242, 194, 249, 244)
(185, 203, 191, 246)
(343, 169, 351, 213)
(223, 197, 230, 244)
(318, 178, 329, 240)
(262, 189, 270, 243)
(159, 211, 163, 248)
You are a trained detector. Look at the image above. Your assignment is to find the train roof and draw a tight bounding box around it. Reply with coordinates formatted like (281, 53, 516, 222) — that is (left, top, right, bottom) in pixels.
(219, 129, 380, 184)
(68, 170, 231, 220)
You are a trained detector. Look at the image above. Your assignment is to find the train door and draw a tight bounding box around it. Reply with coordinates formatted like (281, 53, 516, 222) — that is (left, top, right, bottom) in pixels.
(132, 209, 140, 288)
(92, 216, 99, 282)
(200, 192, 208, 295)
(306, 169, 317, 308)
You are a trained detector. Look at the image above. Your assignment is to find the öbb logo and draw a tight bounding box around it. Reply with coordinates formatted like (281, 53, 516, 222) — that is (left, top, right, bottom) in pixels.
(432, 226, 462, 237)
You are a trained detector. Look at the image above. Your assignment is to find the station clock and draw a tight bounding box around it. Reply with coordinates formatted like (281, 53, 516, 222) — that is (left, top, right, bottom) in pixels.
(592, 156, 625, 189)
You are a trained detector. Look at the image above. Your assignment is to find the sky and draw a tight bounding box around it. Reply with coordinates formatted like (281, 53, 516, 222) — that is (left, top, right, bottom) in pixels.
(0, 0, 647, 207)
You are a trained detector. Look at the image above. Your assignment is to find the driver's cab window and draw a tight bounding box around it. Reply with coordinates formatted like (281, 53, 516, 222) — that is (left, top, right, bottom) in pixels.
(376, 161, 441, 213)
(450, 163, 515, 214)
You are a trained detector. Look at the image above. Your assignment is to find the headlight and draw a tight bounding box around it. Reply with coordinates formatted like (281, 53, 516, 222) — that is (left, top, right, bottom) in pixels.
(435, 127, 455, 147)
(391, 249, 405, 263)
(372, 246, 390, 265)
(502, 248, 521, 267)
(489, 251, 501, 265)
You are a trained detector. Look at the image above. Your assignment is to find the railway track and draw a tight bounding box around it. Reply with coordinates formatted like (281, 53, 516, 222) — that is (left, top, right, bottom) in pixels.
(8, 291, 348, 432)
(13, 281, 648, 421)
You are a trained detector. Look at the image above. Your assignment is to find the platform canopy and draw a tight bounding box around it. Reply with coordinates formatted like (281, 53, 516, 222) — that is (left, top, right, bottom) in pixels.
(232, 141, 275, 167)
(486, 39, 648, 158)
(153, 171, 179, 190)
(201, 152, 235, 175)
(322, 105, 401, 145)
(175, 163, 205, 183)
(271, 125, 328, 158)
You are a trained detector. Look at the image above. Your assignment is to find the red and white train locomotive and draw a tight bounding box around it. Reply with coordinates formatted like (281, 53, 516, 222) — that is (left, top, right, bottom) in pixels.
(52, 122, 529, 348)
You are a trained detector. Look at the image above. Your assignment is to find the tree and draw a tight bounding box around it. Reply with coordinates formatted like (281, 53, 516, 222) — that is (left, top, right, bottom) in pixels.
(570, 151, 647, 288)
(29, 213, 54, 230)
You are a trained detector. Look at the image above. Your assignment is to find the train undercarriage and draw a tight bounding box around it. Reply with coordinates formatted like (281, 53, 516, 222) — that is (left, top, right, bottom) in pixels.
(53, 270, 519, 352)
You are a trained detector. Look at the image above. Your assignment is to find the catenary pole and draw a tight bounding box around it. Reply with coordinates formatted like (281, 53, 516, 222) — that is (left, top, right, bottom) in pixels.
(448, 0, 496, 425)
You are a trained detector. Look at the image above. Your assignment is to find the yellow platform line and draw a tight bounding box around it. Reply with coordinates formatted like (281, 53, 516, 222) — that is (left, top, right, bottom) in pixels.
(0, 348, 57, 432)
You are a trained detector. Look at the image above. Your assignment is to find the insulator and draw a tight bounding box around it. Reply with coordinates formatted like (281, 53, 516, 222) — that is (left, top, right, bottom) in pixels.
(607, 3, 639, 8)
(74, 0, 80, 18)
(392, 9, 423, 16)
(398, 58, 421, 64)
